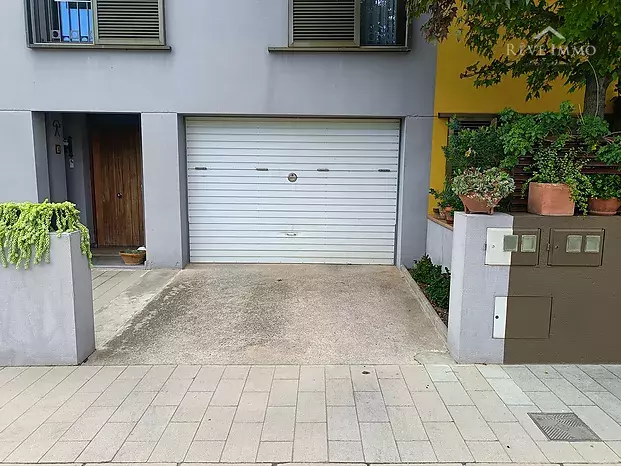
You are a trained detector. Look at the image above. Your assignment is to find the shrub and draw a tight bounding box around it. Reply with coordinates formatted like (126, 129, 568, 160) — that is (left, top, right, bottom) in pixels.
(410, 255, 451, 310)
(451, 168, 515, 207)
(589, 174, 621, 200)
(444, 120, 505, 172)
(426, 269, 451, 310)
(0, 201, 91, 269)
(411, 255, 441, 285)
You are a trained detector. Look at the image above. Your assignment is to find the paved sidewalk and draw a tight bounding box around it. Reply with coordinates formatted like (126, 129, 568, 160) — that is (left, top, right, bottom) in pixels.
(1, 364, 621, 464)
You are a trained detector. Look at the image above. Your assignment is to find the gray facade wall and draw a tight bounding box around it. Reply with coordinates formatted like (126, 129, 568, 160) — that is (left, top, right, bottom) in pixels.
(0, 0, 438, 267)
(142, 113, 188, 268)
(397, 116, 435, 267)
(1, 0, 436, 116)
(0, 111, 41, 202)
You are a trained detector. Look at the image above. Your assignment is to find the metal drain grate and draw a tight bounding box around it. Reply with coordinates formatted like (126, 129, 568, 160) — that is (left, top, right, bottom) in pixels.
(529, 413, 601, 441)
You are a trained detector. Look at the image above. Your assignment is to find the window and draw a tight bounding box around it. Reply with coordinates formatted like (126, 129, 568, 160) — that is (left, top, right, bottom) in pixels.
(26, 0, 166, 47)
(290, 0, 408, 48)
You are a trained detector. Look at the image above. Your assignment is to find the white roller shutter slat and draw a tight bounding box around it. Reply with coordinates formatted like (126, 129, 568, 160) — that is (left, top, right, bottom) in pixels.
(186, 119, 400, 264)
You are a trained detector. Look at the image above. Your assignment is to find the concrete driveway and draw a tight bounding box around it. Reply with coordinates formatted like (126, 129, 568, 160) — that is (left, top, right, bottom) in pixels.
(88, 265, 448, 365)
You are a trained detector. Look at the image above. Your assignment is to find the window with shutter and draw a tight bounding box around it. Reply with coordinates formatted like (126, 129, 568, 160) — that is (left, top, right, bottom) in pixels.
(95, 0, 165, 45)
(292, 0, 359, 46)
(290, 0, 407, 48)
(25, 0, 166, 47)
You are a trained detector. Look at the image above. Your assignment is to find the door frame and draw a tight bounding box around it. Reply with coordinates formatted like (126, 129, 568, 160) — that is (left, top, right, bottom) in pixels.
(88, 114, 145, 248)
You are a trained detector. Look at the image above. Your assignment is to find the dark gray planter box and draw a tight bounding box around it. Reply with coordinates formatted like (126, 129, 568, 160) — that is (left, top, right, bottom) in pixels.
(0, 232, 95, 365)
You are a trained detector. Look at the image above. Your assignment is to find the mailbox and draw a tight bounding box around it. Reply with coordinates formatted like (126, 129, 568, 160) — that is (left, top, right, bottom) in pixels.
(486, 228, 541, 266)
(548, 229, 605, 267)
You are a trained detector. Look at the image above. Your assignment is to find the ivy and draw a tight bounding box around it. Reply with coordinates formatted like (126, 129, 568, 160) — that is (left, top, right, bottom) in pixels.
(0, 201, 92, 269)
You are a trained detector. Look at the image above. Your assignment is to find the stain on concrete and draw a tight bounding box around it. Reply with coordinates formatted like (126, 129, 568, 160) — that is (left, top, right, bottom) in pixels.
(88, 265, 448, 365)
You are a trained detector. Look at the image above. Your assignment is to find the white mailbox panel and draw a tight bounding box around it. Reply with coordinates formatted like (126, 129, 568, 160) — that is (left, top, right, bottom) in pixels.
(486, 228, 514, 265)
(493, 297, 508, 339)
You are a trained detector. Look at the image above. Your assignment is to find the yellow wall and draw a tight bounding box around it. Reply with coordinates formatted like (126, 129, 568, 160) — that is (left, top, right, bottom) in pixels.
(429, 35, 616, 212)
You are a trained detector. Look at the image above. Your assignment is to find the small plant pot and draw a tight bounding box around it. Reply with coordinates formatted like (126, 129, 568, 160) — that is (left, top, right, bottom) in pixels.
(528, 182, 575, 216)
(588, 198, 621, 216)
(444, 207, 454, 224)
(459, 194, 497, 215)
(119, 251, 146, 265)
(432, 207, 441, 219)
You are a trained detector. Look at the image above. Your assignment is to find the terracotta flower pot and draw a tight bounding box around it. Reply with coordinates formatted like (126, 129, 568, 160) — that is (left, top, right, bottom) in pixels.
(444, 207, 454, 224)
(459, 194, 497, 215)
(588, 198, 621, 216)
(119, 251, 146, 265)
(528, 182, 575, 216)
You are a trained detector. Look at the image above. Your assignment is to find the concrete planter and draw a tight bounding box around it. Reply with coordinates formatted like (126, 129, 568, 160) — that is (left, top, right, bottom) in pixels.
(0, 232, 95, 366)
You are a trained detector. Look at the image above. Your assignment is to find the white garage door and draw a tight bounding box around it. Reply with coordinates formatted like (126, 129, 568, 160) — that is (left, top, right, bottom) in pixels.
(186, 118, 400, 264)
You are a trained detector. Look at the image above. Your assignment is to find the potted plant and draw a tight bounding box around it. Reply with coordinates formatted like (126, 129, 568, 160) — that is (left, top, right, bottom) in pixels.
(451, 167, 515, 214)
(119, 248, 146, 265)
(525, 147, 591, 216)
(430, 181, 463, 225)
(588, 174, 621, 215)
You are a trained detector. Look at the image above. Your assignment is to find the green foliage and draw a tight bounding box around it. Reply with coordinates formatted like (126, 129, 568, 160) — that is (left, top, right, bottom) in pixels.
(451, 168, 516, 207)
(410, 255, 451, 310)
(444, 119, 505, 172)
(426, 269, 451, 310)
(430, 179, 464, 210)
(525, 147, 592, 215)
(411, 255, 441, 285)
(596, 137, 621, 165)
(122, 249, 144, 255)
(408, 0, 621, 116)
(588, 174, 621, 200)
(0, 201, 92, 269)
(497, 102, 621, 169)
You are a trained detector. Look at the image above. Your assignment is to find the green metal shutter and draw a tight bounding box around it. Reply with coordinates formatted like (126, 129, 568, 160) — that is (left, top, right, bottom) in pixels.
(94, 0, 165, 45)
(291, 0, 359, 46)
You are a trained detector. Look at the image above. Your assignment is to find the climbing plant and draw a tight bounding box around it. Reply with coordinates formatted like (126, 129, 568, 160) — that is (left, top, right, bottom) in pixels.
(0, 201, 92, 269)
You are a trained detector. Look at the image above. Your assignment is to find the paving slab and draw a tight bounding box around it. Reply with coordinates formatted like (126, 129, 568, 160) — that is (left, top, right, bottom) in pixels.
(0, 363, 620, 465)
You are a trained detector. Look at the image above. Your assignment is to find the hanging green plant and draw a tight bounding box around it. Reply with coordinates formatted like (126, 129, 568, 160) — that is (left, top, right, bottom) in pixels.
(0, 201, 92, 269)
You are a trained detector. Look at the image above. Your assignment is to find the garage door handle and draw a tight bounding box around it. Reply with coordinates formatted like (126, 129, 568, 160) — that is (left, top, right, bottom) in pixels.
(317, 168, 330, 172)
(378, 169, 391, 172)
(285, 232, 297, 237)
(256, 168, 269, 171)
(194, 167, 208, 171)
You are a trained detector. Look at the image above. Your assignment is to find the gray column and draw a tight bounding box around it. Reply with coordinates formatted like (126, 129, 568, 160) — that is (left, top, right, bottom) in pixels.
(397, 116, 434, 267)
(141, 113, 189, 269)
(0, 111, 49, 202)
(448, 212, 513, 363)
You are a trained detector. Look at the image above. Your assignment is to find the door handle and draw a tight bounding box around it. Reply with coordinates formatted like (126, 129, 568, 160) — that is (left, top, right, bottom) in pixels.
(117, 193, 123, 199)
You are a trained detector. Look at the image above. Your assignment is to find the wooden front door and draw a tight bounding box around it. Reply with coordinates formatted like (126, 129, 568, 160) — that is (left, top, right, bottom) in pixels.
(91, 121, 145, 247)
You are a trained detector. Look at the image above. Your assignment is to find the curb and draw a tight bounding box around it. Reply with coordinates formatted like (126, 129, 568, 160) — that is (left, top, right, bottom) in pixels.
(400, 264, 449, 342)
